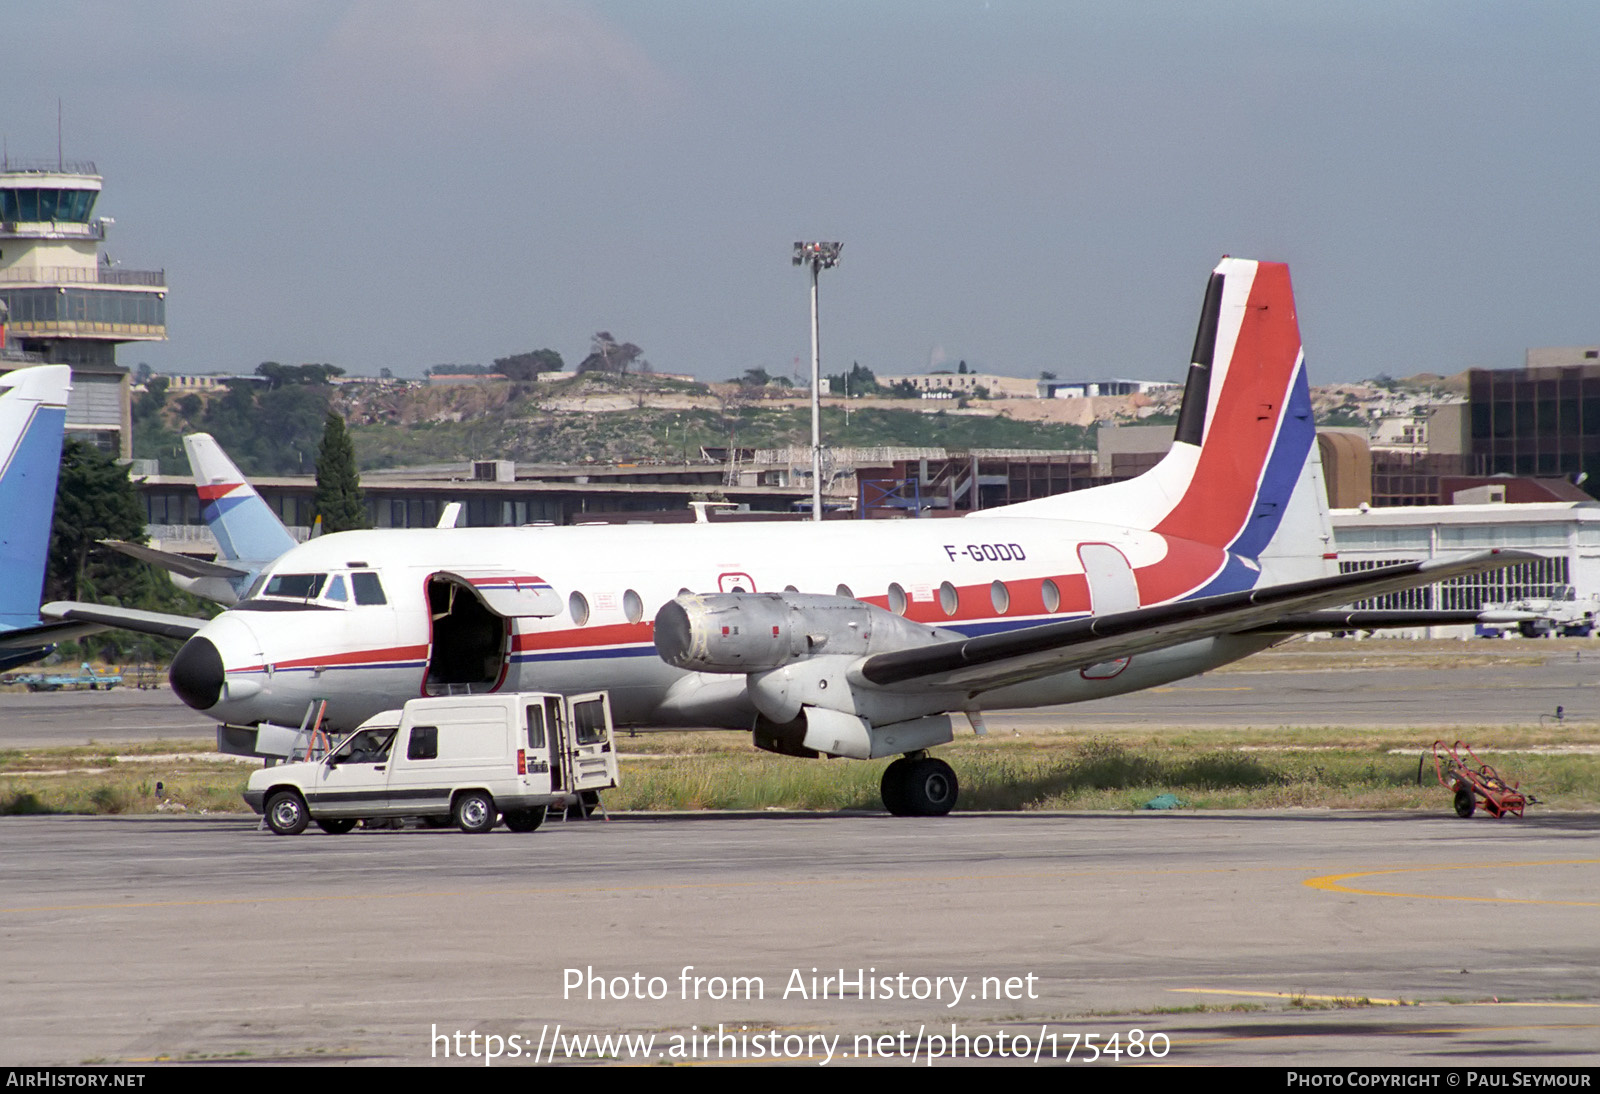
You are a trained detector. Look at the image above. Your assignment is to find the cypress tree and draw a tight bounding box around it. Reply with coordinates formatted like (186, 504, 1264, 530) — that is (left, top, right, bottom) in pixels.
(313, 412, 368, 533)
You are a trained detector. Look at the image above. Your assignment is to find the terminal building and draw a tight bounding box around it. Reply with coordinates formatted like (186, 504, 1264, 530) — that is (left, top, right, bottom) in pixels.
(0, 159, 164, 457)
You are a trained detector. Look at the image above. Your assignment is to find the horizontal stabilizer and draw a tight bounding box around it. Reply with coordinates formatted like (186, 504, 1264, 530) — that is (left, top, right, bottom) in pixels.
(99, 540, 249, 581)
(40, 601, 209, 641)
(857, 551, 1532, 692)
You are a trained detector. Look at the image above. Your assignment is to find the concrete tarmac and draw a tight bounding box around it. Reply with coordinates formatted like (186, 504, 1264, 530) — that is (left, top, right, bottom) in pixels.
(3, 641, 1597, 749)
(1, 810, 1596, 1067)
(2, 643, 1597, 1067)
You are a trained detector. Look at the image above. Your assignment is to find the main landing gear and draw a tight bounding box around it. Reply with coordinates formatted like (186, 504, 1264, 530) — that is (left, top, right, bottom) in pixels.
(880, 751, 959, 817)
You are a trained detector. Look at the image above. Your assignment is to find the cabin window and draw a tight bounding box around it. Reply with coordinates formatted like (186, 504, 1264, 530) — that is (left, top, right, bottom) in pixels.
(1041, 578, 1061, 613)
(887, 582, 908, 616)
(938, 581, 959, 616)
(569, 591, 590, 626)
(990, 580, 1011, 614)
(623, 589, 644, 624)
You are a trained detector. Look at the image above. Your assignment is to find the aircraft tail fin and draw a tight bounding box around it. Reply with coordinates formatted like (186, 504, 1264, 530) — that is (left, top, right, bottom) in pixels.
(0, 366, 71, 630)
(184, 433, 298, 563)
(982, 258, 1331, 582)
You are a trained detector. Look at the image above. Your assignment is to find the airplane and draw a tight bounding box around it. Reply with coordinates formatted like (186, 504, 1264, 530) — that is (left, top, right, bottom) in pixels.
(0, 364, 123, 670)
(102, 432, 299, 605)
(43, 258, 1530, 814)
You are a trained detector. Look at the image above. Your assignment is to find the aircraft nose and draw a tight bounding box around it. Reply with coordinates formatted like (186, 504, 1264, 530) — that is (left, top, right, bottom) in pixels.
(169, 636, 224, 711)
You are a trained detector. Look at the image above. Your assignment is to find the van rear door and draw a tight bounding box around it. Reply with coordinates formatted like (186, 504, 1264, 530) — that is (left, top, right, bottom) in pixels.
(564, 692, 619, 793)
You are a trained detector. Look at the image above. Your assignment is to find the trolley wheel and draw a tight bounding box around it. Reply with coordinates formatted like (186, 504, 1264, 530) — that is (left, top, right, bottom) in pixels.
(1453, 787, 1476, 818)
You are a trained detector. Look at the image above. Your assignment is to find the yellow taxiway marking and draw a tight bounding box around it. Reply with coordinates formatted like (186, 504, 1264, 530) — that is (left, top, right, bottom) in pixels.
(1305, 859, 1600, 906)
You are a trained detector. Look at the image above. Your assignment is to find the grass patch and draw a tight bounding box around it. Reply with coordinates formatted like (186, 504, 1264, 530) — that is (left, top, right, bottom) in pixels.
(2, 728, 1596, 816)
(1288, 995, 1380, 1010)
(0, 743, 252, 815)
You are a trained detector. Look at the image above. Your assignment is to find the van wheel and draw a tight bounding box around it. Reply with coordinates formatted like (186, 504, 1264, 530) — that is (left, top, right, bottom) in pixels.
(503, 806, 546, 833)
(454, 791, 497, 833)
(316, 818, 357, 835)
(265, 791, 310, 836)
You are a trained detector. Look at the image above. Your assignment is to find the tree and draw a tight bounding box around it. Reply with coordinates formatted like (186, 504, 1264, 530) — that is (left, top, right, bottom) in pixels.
(257, 362, 345, 389)
(46, 440, 151, 603)
(577, 332, 644, 375)
(313, 413, 368, 533)
(494, 348, 564, 381)
(825, 362, 879, 396)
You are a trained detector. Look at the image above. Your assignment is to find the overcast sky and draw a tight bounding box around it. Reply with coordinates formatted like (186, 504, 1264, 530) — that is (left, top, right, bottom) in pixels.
(4, 1, 1596, 386)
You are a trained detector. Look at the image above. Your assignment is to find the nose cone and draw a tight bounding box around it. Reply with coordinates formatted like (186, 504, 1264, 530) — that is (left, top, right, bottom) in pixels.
(169, 636, 224, 710)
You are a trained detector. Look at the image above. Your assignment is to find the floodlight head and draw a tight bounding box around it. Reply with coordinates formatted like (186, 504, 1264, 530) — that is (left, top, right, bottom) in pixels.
(793, 241, 842, 269)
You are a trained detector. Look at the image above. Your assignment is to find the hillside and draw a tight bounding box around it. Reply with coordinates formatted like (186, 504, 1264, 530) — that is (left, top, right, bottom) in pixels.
(134, 374, 1100, 474)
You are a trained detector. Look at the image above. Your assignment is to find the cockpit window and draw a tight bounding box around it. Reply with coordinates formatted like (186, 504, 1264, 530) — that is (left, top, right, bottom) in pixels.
(351, 571, 388, 605)
(262, 573, 327, 599)
(325, 575, 349, 602)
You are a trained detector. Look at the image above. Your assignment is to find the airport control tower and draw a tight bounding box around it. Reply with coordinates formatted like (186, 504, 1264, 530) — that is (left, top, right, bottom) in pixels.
(0, 158, 167, 457)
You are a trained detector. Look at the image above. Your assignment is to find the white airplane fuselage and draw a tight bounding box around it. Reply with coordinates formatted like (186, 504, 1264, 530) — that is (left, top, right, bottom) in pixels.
(184, 514, 1283, 735)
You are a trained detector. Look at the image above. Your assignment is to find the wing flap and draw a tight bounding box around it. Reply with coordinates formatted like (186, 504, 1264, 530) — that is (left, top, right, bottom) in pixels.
(857, 551, 1531, 692)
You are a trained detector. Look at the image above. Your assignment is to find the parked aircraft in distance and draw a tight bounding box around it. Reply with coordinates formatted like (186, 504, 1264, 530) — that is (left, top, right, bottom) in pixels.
(45, 259, 1526, 813)
(0, 365, 105, 670)
(103, 432, 298, 605)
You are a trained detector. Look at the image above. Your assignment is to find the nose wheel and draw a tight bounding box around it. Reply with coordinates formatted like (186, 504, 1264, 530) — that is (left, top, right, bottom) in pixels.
(881, 753, 959, 816)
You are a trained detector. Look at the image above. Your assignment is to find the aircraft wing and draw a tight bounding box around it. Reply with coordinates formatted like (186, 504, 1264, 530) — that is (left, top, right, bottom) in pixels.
(1242, 608, 1535, 634)
(99, 540, 250, 581)
(40, 601, 209, 641)
(857, 551, 1531, 693)
(0, 618, 111, 649)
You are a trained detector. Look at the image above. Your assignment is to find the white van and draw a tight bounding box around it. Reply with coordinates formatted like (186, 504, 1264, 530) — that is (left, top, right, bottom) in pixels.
(243, 691, 619, 835)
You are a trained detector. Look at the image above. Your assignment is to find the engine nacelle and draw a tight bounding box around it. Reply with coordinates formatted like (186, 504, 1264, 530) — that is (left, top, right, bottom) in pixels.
(654, 591, 955, 675)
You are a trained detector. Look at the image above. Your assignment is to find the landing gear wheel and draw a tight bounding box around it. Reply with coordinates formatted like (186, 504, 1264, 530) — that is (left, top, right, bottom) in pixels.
(264, 791, 310, 836)
(503, 806, 547, 833)
(882, 756, 958, 816)
(903, 758, 959, 816)
(454, 791, 497, 833)
(316, 817, 357, 835)
(880, 757, 914, 816)
(1453, 787, 1476, 818)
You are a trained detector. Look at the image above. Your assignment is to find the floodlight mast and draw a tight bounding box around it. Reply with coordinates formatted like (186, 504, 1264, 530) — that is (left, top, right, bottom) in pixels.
(793, 241, 841, 522)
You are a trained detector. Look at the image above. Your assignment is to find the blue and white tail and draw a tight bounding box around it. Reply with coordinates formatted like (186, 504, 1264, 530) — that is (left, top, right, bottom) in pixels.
(0, 366, 70, 630)
(981, 257, 1333, 587)
(185, 433, 298, 565)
